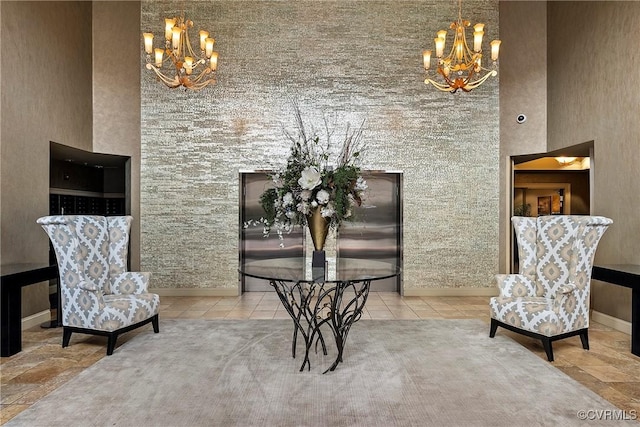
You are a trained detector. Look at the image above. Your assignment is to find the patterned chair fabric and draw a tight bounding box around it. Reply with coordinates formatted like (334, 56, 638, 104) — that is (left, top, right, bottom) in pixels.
(37, 215, 160, 354)
(489, 215, 612, 361)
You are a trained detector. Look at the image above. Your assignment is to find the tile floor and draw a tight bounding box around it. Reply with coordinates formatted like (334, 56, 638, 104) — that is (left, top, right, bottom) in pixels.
(1, 293, 639, 424)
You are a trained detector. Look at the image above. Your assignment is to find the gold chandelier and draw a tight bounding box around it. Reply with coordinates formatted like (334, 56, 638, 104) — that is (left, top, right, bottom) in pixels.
(143, 13, 218, 90)
(422, 0, 501, 93)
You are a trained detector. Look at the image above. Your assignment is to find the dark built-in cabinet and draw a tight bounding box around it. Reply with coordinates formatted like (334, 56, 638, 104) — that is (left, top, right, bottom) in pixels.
(49, 192, 125, 216)
(49, 143, 129, 217)
(47, 143, 130, 304)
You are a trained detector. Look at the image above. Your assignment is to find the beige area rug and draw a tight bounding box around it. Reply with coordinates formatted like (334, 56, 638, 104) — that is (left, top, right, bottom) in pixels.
(6, 319, 636, 427)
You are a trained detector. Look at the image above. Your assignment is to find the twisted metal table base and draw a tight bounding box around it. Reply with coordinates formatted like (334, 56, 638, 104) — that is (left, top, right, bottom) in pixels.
(270, 278, 371, 373)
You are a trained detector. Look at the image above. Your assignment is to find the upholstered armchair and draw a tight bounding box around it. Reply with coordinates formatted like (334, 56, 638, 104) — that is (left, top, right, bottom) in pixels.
(489, 215, 612, 361)
(37, 215, 160, 355)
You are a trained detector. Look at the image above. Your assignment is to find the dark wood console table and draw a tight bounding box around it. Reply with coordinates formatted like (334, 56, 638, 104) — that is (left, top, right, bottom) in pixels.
(592, 264, 639, 357)
(1, 263, 58, 357)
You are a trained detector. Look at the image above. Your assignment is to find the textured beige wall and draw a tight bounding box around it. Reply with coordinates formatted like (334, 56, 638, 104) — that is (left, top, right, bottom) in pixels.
(92, 1, 142, 269)
(497, 1, 547, 272)
(140, 0, 501, 292)
(547, 2, 640, 322)
(1, 2, 93, 316)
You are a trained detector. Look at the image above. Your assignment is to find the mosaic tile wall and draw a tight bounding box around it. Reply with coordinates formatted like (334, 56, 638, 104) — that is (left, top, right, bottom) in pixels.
(140, 0, 500, 292)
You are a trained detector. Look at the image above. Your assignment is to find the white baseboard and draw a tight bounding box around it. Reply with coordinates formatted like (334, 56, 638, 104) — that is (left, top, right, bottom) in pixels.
(403, 287, 499, 297)
(22, 310, 51, 331)
(591, 310, 632, 335)
(150, 287, 240, 297)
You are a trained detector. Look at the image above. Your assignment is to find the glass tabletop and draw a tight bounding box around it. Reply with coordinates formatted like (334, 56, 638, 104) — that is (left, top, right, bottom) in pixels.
(239, 257, 400, 283)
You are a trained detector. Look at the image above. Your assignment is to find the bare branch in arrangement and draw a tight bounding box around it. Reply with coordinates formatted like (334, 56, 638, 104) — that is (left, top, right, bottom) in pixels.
(337, 118, 366, 168)
(281, 102, 365, 170)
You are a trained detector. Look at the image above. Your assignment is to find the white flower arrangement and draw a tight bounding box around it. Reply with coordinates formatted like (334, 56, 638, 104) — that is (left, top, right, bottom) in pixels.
(245, 105, 368, 246)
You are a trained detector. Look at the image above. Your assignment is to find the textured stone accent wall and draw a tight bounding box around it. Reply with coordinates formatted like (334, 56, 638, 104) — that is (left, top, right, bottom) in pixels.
(140, 0, 500, 291)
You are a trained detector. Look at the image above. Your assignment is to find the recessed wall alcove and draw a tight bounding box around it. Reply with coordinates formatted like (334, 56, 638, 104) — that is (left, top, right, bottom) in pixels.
(240, 171, 403, 293)
(48, 141, 131, 294)
(49, 142, 129, 217)
(47, 142, 130, 306)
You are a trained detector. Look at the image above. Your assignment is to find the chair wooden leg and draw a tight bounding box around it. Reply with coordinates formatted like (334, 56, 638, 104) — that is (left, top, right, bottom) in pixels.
(62, 327, 72, 348)
(152, 314, 159, 333)
(580, 330, 589, 350)
(489, 318, 498, 338)
(542, 338, 554, 362)
(106, 334, 118, 356)
(59, 315, 158, 355)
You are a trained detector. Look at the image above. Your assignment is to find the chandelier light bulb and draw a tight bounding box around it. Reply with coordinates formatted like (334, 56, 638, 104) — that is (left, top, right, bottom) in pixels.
(435, 37, 445, 58)
(171, 26, 181, 51)
(473, 22, 485, 52)
(491, 40, 501, 61)
(199, 30, 209, 50)
(209, 52, 218, 71)
(205, 38, 215, 58)
(154, 48, 163, 67)
(143, 33, 154, 54)
(422, 50, 432, 70)
(164, 18, 175, 41)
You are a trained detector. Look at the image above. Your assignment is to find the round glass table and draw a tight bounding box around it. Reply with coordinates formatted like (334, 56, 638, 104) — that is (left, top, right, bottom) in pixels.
(239, 258, 400, 373)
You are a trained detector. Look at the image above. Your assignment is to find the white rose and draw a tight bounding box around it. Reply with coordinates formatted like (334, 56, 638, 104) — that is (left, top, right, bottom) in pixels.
(298, 167, 322, 190)
(300, 189, 312, 201)
(316, 189, 330, 205)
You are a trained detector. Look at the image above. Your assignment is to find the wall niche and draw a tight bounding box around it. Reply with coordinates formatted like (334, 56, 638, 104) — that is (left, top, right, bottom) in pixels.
(49, 141, 129, 216)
